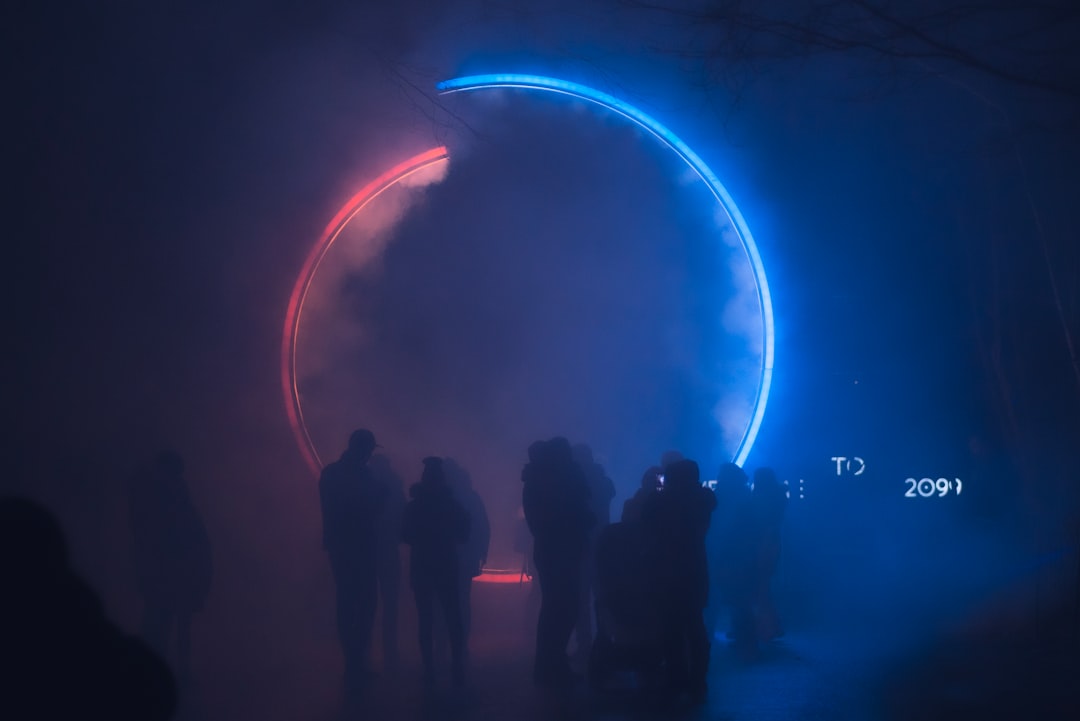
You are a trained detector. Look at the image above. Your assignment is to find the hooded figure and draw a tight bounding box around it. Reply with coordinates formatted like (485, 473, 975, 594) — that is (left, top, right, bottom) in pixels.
(444, 458, 490, 648)
(402, 456, 470, 687)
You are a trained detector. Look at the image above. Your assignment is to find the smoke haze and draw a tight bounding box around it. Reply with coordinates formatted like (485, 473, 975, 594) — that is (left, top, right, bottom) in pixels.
(294, 89, 764, 561)
(9, 1, 1079, 719)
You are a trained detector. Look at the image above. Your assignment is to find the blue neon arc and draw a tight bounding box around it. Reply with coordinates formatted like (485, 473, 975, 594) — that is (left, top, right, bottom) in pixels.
(437, 74, 775, 467)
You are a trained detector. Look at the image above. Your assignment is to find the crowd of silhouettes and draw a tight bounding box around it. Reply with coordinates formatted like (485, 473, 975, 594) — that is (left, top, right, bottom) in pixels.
(319, 430, 492, 696)
(514, 439, 788, 706)
(0, 429, 788, 717)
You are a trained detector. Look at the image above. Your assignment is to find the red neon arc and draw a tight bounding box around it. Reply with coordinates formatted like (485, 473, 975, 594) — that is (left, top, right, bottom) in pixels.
(282, 147, 451, 477)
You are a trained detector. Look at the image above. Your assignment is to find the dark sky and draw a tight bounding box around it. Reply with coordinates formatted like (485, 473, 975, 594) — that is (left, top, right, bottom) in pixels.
(7, 1, 1080, 717)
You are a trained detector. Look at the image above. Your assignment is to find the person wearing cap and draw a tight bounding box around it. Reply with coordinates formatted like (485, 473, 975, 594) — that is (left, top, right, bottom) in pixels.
(319, 429, 388, 692)
(401, 456, 470, 687)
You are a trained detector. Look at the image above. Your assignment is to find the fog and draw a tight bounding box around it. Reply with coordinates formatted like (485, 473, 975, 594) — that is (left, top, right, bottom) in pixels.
(8, 1, 1079, 719)
(293, 90, 764, 564)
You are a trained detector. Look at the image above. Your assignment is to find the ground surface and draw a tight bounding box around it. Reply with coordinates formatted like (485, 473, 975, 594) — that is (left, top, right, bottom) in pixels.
(168, 570, 1080, 721)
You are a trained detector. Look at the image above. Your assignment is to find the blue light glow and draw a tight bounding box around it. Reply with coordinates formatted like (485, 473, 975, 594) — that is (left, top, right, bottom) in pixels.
(437, 74, 775, 467)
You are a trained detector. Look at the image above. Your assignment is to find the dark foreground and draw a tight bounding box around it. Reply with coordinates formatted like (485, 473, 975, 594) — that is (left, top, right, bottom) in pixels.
(169, 564, 1080, 721)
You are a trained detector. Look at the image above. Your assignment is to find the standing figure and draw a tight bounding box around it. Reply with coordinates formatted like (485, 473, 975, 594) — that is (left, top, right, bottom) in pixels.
(513, 505, 542, 640)
(319, 429, 387, 690)
(522, 438, 594, 687)
(370, 453, 406, 671)
(750, 467, 787, 641)
(402, 457, 470, 687)
(445, 458, 490, 650)
(622, 465, 662, 524)
(571, 443, 615, 666)
(128, 450, 213, 685)
(710, 462, 756, 651)
(641, 458, 716, 703)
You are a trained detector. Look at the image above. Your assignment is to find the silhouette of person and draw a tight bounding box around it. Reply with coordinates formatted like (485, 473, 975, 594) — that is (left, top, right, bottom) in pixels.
(574, 444, 616, 529)
(2, 496, 176, 720)
(369, 453, 405, 671)
(401, 456, 470, 687)
(128, 450, 213, 684)
(571, 443, 615, 665)
(641, 458, 716, 703)
(444, 458, 490, 648)
(660, 449, 685, 468)
(750, 467, 787, 641)
(319, 429, 388, 690)
(619, 449, 682, 523)
(513, 505, 542, 639)
(710, 462, 756, 651)
(522, 437, 594, 687)
(621, 465, 663, 524)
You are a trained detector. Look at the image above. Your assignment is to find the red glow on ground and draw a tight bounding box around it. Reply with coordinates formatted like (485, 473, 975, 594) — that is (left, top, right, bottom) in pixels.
(281, 147, 450, 477)
(475, 569, 532, 584)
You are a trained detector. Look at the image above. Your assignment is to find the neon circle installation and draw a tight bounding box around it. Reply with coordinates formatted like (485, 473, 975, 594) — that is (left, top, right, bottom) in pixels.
(282, 146, 450, 475)
(437, 74, 774, 468)
(284, 74, 774, 475)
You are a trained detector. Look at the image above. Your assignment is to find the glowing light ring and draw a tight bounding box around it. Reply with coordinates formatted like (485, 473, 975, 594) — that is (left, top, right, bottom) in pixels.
(283, 147, 450, 476)
(437, 75, 774, 466)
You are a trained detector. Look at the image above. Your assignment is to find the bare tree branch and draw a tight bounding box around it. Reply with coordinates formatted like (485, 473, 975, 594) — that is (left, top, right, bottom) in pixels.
(622, 0, 1080, 102)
